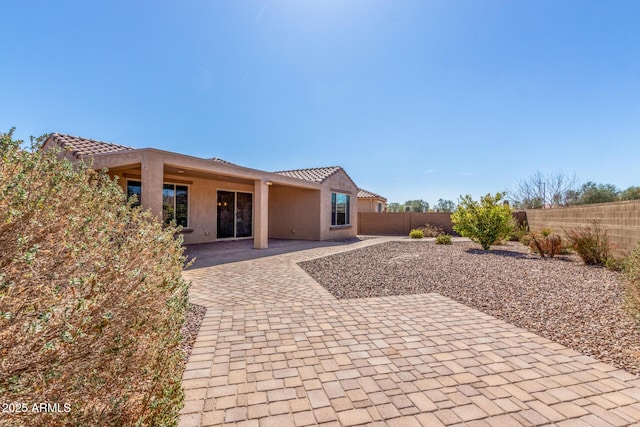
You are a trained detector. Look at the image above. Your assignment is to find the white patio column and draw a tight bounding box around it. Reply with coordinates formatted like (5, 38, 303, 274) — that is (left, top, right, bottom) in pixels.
(141, 154, 164, 219)
(254, 179, 269, 249)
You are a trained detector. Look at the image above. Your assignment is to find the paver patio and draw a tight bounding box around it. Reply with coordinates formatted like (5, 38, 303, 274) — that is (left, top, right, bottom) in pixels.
(179, 237, 640, 426)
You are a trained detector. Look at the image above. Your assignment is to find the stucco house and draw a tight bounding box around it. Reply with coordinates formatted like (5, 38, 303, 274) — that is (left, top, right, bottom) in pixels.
(357, 188, 387, 213)
(44, 133, 358, 249)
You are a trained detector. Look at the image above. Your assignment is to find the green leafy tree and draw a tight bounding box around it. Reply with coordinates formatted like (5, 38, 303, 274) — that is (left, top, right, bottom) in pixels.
(578, 181, 619, 205)
(451, 192, 514, 250)
(404, 199, 429, 212)
(435, 198, 455, 212)
(387, 202, 402, 212)
(620, 186, 640, 201)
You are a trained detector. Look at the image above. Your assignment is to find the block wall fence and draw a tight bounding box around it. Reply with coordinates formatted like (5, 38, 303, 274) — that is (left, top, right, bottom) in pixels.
(357, 212, 456, 235)
(358, 201, 639, 255)
(524, 200, 640, 255)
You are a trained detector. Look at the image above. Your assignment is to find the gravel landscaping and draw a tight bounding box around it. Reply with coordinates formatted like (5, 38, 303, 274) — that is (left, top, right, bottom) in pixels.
(300, 240, 640, 375)
(181, 303, 207, 364)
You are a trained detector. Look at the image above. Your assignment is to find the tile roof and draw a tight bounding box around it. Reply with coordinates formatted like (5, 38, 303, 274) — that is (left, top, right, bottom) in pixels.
(357, 188, 386, 200)
(210, 157, 235, 165)
(48, 133, 134, 159)
(273, 166, 342, 183)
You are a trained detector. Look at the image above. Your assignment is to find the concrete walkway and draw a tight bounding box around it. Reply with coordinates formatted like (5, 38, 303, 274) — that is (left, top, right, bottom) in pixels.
(179, 237, 640, 426)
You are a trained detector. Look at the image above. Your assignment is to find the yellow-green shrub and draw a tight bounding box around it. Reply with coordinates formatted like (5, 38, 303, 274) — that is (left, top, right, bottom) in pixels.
(451, 193, 513, 250)
(409, 229, 424, 239)
(435, 234, 452, 245)
(0, 130, 190, 426)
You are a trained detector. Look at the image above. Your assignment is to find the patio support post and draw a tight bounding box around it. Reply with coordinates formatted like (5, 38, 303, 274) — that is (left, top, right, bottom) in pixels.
(254, 179, 269, 249)
(141, 154, 164, 219)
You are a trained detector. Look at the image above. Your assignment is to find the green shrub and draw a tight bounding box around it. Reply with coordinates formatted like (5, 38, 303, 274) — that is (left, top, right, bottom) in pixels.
(566, 220, 612, 266)
(451, 192, 514, 250)
(409, 228, 424, 239)
(0, 129, 190, 426)
(435, 234, 452, 245)
(528, 228, 563, 258)
(519, 233, 532, 246)
(510, 219, 529, 242)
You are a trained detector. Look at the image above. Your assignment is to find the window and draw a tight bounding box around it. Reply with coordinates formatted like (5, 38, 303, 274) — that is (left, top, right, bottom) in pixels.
(331, 192, 350, 226)
(377, 202, 382, 213)
(126, 180, 142, 207)
(163, 183, 189, 227)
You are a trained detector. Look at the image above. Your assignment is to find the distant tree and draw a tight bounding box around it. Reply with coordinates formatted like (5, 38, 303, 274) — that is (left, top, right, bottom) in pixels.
(620, 186, 640, 201)
(510, 171, 579, 209)
(435, 198, 455, 212)
(578, 181, 619, 205)
(564, 189, 582, 206)
(387, 202, 403, 213)
(404, 199, 429, 212)
(451, 192, 513, 250)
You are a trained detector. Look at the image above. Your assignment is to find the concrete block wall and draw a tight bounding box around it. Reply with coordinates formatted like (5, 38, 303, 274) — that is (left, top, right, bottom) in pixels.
(357, 212, 455, 235)
(524, 200, 640, 255)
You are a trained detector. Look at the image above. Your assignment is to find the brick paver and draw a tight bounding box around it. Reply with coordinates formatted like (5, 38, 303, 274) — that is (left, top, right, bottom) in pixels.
(180, 237, 640, 426)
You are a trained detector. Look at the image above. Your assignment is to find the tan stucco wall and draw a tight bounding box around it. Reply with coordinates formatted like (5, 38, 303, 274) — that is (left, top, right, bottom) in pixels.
(183, 176, 254, 245)
(358, 198, 386, 213)
(319, 171, 358, 240)
(268, 186, 321, 240)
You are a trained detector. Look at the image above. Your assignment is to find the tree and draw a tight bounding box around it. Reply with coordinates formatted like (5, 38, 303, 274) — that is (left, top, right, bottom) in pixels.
(435, 198, 455, 212)
(578, 181, 619, 205)
(620, 186, 640, 201)
(387, 202, 402, 212)
(404, 199, 429, 212)
(451, 192, 514, 250)
(510, 171, 579, 209)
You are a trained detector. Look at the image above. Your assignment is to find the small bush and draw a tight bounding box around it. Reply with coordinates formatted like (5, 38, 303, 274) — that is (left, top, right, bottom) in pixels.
(510, 219, 529, 241)
(528, 228, 563, 258)
(419, 223, 444, 237)
(606, 256, 624, 272)
(0, 130, 190, 426)
(435, 234, 452, 245)
(519, 233, 532, 246)
(409, 228, 424, 239)
(566, 220, 611, 266)
(451, 192, 513, 250)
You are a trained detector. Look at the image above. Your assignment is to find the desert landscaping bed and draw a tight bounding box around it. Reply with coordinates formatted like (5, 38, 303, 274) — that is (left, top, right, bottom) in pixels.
(300, 240, 640, 375)
(181, 303, 207, 365)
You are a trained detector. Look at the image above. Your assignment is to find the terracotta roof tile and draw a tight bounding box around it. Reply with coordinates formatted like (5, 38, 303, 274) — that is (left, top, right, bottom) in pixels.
(210, 157, 235, 165)
(357, 188, 386, 200)
(273, 166, 342, 183)
(49, 133, 134, 159)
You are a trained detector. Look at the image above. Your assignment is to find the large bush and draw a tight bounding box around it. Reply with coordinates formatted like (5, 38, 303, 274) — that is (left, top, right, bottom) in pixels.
(0, 130, 190, 426)
(451, 192, 513, 250)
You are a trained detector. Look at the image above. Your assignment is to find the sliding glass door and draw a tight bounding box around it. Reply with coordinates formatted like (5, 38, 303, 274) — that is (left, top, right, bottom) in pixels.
(217, 190, 253, 239)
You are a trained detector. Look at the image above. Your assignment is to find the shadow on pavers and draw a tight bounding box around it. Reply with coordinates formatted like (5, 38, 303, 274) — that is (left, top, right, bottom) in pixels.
(184, 237, 374, 269)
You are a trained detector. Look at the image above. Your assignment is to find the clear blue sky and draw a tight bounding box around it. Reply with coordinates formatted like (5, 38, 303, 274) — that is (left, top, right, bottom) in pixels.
(2, 0, 639, 206)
